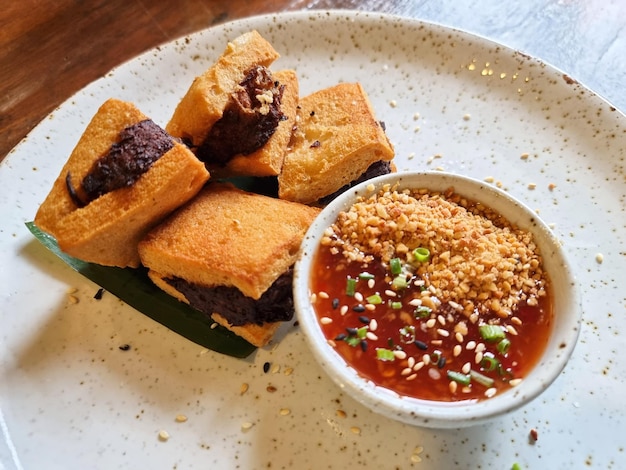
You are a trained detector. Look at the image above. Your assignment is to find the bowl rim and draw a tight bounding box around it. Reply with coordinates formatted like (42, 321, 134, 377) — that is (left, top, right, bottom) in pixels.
(293, 170, 581, 428)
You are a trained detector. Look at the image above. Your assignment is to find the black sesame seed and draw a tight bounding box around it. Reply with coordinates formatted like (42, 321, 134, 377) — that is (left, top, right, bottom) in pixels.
(263, 362, 271, 373)
(335, 333, 347, 341)
(346, 327, 358, 336)
(332, 298, 340, 309)
(360, 340, 368, 352)
(352, 304, 366, 313)
(414, 340, 428, 350)
(119, 344, 131, 351)
(358, 315, 370, 324)
(94, 288, 105, 300)
(437, 356, 447, 369)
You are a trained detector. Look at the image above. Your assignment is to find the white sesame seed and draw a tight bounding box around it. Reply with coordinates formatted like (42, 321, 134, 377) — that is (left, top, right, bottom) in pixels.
(475, 342, 486, 353)
(367, 279, 375, 289)
(506, 325, 519, 336)
(393, 350, 407, 360)
(318, 291, 329, 299)
(158, 430, 170, 441)
(384, 289, 397, 297)
(175, 414, 188, 423)
(509, 378, 523, 387)
(455, 332, 464, 343)
(407, 356, 416, 368)
(365, 303, 376, 311)
(437, 315, 446, 325)
(408, 298, 422, 306)
(596, 253, 604, 264)
(354, 292, 364, 302)
(484, 388, 497, 398)
(366, 332, 378, 341)
(428, 368, 441, 380)
(474, 351, 484, 364)
(422, 354, 431, 365)
(310, 293, 317, 303)
(425, 318, 437, 328)
(279, 408, 291, 416)
(431, 339, 443, 346)
(436, 328, 450, 337)
(449, 380, 458, 393)
(453, 345, 462, 357)
(369, 319, 378, 331)
(340, 305, 348, 316)
(461, 362, 471, 374)
(401, 367, 413, 376)
(320, 317, 333, 325)
(241, 421, 254, 432)
(511, 316, 523, 325)
(406, 373, 418, 381)
(413, 361, 425, 371)
(466, 341, 477, 350)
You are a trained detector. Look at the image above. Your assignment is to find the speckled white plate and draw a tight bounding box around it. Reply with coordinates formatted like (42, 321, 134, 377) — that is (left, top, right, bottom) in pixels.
(1, 10, 624, 470)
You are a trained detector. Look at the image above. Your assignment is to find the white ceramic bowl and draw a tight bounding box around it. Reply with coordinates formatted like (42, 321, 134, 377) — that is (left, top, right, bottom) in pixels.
(293, 171, 581, 428)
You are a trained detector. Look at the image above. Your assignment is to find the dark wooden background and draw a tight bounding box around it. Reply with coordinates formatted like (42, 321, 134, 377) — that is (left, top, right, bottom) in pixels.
(0, 0, 410, 162)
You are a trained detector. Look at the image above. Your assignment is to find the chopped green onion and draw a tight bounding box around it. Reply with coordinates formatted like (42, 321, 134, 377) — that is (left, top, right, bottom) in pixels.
(511, 464, 522, 470)
(399, 325, 416, 342)
(414, 305, 432, 318)
(346, 277, 357, 296)
(447, 370, 471, 386)
(391, 275, 408, 290)
(480, 354, 500, 372)
(470, 369, 495, 388)
(345, 336, 361, 347)
(366, 294, 383, 305)
(478, 324, 506, 342)
(497, 338, 511, 355)
(413, 247, 431, 263)
(390, 257, 402, 275)
(376, 348, 396, 361)
(359, 272, 375, 280)
(391, 301, 403, 310)
(356, 326, 368, 339)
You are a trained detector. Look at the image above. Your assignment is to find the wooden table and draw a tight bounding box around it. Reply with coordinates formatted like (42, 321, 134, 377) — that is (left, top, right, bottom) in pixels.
(2, 0, 625, 162)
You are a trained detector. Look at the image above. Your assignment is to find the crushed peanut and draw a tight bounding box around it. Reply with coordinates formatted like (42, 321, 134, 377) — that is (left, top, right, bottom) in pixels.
(321, 184, 547, 319)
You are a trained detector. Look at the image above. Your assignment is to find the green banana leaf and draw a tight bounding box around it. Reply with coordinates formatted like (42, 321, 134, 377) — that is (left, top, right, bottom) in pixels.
(26, 222, 257, 358)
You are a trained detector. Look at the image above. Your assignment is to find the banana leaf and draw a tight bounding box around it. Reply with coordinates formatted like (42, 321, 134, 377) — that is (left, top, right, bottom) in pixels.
(25, 222, 256, 358)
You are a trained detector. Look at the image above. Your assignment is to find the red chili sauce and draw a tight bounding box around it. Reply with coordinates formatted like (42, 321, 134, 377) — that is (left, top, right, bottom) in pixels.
(311, 249, 553, 402)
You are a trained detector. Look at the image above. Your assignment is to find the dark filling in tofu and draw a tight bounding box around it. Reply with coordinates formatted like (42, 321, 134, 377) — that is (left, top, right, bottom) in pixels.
(164, 267, 294, 326)
(317, 160, 393, 206)
(66, 119, 174, 207)
(196, 65, 285, 165)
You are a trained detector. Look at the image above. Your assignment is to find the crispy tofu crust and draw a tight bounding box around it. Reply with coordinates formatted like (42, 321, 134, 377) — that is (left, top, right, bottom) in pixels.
(34, 98, 210, 268)
(138, 183, 320, 346)
(138, 182, 320, 299)
(278, 82, 395, 204)
(165, 30, 280, 148)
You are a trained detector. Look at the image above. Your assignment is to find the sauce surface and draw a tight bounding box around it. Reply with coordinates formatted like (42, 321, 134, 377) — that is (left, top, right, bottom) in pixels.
(310, 185, 553, 402)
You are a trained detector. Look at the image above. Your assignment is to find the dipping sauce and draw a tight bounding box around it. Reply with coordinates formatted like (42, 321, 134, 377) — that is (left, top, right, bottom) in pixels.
(310, 184, 553, 402)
